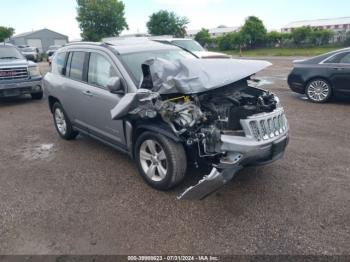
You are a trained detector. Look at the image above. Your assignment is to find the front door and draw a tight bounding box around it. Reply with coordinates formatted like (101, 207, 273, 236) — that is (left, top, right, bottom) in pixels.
(79, 52, 126, 146)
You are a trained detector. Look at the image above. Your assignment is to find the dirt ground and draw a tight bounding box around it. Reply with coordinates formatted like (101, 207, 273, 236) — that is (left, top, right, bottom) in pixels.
(0, 58, 349, 255)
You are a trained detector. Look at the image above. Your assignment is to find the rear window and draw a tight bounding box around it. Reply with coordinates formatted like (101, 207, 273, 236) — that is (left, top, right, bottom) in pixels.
(339, 53, 350, 64)
(67, 52, 86, 81)
(52, 52, 66, 75)
(324, 52, 350, 64)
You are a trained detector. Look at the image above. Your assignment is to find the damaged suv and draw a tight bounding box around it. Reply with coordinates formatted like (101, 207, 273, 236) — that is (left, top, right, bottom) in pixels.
(44, 39, 289, 199)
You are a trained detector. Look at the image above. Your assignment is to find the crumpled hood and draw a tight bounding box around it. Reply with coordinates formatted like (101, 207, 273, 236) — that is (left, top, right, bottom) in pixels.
(193, 51, 231, 59)
(140, 58, 272, 94)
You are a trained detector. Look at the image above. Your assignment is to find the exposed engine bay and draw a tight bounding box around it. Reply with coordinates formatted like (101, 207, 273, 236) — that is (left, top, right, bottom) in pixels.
(160, 80, 277, 145)
(113, 79, 277, 157)
(110, 58, 288, 200)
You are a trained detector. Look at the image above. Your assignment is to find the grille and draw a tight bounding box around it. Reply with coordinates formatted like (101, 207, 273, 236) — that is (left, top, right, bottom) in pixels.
(247, 111, 287, 141)
(0, 67, 28, 81)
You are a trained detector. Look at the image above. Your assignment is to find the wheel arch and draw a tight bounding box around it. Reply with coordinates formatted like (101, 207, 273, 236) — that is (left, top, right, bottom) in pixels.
(131, 121, 182, 159)
(48, 96, 60, 113)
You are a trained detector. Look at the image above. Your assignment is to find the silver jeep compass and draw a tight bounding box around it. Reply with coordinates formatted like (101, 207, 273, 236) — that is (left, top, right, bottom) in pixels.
(44, 38, 289, 199)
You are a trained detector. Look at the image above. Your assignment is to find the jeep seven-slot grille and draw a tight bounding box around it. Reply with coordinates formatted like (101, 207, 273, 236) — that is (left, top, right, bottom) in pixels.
(248, 112, 287, 141)
(0, 67, 28, 81)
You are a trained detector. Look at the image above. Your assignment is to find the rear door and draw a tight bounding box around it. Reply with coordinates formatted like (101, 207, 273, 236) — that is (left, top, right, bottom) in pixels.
(61, 51, 91, 132)
(79, 51, 126, 146)
(327, 52, 350, 95)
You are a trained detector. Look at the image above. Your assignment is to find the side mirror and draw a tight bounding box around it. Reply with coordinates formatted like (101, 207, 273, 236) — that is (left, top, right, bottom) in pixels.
(107, 77, 125, 94)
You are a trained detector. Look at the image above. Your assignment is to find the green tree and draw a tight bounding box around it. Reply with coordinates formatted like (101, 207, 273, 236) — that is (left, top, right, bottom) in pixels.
(146, 10, 189, 37)
(240, 16, 267, 48)
(218, 32, 245, 50)
(291, 26, 312, 46)
(76, 0, 128, 41)
(265, 30, 283, 47)
(194, 28, 211, 46)
(318, 29, 333, 45)
(0, 26, 15, 42)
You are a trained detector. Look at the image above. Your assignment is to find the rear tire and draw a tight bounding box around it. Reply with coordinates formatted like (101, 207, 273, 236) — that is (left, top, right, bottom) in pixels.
(52, 102, 79, 140)
(31, 91, 43, 100)
(306, 79, 332, 103)
(135, 131, 187, 190)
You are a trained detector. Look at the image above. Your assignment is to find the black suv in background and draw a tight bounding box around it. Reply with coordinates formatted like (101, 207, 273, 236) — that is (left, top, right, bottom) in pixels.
(0, 43, 43, 99)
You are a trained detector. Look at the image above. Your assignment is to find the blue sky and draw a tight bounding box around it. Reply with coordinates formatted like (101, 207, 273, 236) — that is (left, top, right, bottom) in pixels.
(0, 0, 349, 40)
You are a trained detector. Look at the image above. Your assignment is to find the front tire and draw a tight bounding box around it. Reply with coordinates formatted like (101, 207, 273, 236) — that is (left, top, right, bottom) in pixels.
(135, 131, 187, 190)
(52, 102, 79, 140)
(306, 79, 332, 103)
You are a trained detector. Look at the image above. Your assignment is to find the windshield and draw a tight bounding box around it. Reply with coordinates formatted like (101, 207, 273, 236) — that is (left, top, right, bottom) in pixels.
(120, 49, 195, 84)
(0, 46, 24, 59)
(171, 40, 205, 52)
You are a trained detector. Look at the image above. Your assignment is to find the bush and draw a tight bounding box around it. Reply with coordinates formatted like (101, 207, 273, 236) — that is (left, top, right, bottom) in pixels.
(289, 26, 333, 47)
(344, 32, 350, 46)
(218, 32, 245, 51)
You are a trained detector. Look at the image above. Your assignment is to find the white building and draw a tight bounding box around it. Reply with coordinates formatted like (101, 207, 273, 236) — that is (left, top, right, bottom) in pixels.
(187, 26, 240, 38)
(282, 17, 350, 42)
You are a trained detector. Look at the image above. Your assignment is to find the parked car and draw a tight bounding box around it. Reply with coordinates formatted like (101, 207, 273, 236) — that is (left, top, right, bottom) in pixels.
(20, 46, 42, 62)
(0, 43, 43, 99)
(44, 39, 288, 199)
(17, 45, 30, 49)
(152, 38, 231, 59)
(288, 47, 350, 103)
(46, 45, 61, 57)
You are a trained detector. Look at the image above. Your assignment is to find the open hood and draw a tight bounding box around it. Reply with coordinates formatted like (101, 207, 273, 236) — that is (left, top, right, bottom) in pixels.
(140, 58, 272, 94)
(112, 58, 272, 120)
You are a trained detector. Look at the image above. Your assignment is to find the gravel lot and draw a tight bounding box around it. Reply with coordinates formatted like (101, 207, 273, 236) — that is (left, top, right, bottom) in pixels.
(0, 58, 349, 255)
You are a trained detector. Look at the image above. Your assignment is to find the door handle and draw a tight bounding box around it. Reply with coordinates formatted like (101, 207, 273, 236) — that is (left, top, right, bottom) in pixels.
(83, 90, 93, 97)
(332, 67, 345, 70)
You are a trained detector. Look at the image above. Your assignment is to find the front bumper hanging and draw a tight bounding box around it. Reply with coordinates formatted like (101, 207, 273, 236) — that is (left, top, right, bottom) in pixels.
(178, 164, 242, 200)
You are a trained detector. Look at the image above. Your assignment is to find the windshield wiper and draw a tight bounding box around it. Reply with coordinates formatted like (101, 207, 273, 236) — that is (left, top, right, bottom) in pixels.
(0, 56, 20, 59)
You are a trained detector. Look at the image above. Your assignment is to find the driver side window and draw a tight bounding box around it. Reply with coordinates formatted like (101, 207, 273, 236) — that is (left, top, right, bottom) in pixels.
(88, 53, 118, 89)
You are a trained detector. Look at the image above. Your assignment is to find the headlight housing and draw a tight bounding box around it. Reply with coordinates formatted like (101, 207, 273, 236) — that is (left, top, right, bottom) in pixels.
(29, 66, 41, 77)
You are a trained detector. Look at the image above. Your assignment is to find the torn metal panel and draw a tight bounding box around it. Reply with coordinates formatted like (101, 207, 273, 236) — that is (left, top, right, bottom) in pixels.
(140, 58, 272, 94)
(110, 89, 159, 120)
(178, 165, 242, 200)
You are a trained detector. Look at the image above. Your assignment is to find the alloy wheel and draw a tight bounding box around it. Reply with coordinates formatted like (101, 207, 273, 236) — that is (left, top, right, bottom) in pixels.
(139, 139, 168, 182)
(307, 80, 330, 102)
(54, 107, 67, 135)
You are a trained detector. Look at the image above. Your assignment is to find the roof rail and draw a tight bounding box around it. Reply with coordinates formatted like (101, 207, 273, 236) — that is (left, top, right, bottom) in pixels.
(64, 41, 102, 47)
